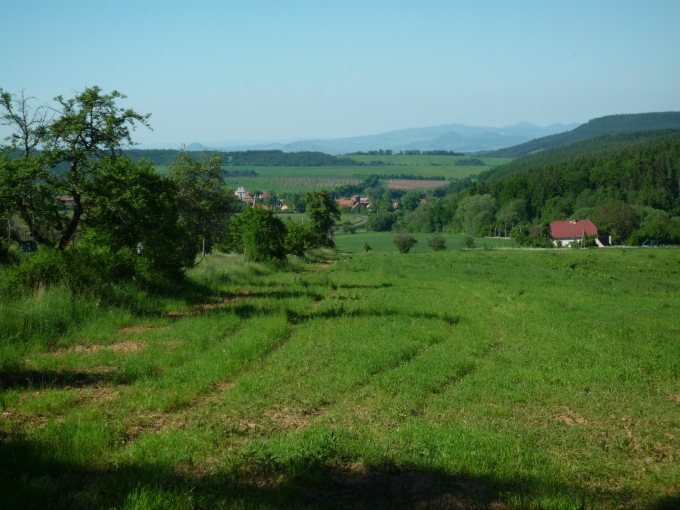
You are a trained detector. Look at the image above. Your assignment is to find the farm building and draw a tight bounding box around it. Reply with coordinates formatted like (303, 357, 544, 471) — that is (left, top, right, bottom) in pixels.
(550, 219, 602, 247)
(235, 186, 248, 201)
(336, 195, 370, 210)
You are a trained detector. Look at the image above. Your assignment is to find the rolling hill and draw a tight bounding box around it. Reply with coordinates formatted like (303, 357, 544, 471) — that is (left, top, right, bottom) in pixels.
(182, 122, 579, 155)
(485, 112, 680, 158)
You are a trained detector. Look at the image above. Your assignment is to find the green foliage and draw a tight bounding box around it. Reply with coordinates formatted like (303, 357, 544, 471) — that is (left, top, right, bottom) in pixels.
(428, 235, 447, 251)
(463, 235, 476, 249)
(84, 157, 191, 281)
(0, 87, 151, 250)
(456, 194, 496, 236)
(366, 211, 396, 232)
(400, 190, 423, 212)
(284, 220, 316, 258)
(305, 190, 341, 247)
(593, 200, 641, 244)
(488, 112, 680, 158)
(393, 233, 418, 253)
(510, 223, 554, 248)
(167, 150, 236, 258)
(230, 206, 287, 262)
(454, 157, 485, 166)
(481, 132, 680, 223)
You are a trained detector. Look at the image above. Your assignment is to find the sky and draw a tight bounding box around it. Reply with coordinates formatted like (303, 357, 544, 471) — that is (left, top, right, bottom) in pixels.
(1, 0, 679, 147)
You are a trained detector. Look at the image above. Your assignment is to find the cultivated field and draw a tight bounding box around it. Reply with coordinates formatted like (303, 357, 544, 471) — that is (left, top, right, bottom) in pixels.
(214, 155, 512, 194)
(1, 248, 678, 509)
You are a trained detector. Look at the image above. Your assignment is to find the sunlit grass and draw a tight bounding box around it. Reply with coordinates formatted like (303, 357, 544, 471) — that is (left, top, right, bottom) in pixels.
(1, 248, 678, 509)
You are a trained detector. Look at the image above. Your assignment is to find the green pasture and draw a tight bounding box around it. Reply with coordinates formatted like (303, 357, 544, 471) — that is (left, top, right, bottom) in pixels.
(157, 155, 512, 194)
(335, 232, 514, 253)
(347, 153, 512, 175)
(1, 248, 678, 509)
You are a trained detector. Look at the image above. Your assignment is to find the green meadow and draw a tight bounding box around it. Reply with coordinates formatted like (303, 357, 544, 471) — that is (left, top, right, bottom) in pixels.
(1, 247, 679, 509)
(335, 232, 515, 253)
(157, 155, 512, 194)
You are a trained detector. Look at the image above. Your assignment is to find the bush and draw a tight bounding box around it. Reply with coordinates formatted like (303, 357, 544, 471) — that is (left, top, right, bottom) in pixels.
(463, 235, 476, 249)
(229, 206, 287, 262)
(285, 221, 316, 258)
(428, 235, 446, 251)
(394, 234, 418, 253)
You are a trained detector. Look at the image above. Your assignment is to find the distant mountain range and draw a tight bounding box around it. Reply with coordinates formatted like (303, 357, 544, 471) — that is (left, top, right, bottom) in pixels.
(182, 121, 580, 155)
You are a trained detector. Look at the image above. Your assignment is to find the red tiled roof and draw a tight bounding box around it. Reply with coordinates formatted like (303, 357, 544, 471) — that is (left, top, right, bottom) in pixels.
(550, 220, 598, 239)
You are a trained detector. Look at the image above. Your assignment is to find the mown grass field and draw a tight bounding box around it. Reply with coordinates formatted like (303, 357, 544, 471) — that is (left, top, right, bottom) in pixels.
(1, 248, 678, 509)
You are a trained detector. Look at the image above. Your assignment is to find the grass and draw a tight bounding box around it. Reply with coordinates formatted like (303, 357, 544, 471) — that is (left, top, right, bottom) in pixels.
(204, 155, 513, 194)
(1, 248, 679, 509)
(335, 232, 515, 252)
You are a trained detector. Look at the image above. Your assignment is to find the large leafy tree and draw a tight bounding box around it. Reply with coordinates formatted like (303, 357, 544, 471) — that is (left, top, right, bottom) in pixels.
(455, 194, 496, 236)
(0, 90, 54, 244)
(167, 151, 236, 259)
(83, 157, 192, 280)
(0, 87, 150, 249)
(305, 190, 341, 247)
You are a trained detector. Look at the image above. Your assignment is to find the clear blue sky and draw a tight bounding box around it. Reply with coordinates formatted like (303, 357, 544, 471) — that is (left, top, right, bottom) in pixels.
(2, 0, 679, 147)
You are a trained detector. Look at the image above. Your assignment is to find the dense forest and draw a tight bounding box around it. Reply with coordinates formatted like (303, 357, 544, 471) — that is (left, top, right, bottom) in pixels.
(478, 131, 680, 217)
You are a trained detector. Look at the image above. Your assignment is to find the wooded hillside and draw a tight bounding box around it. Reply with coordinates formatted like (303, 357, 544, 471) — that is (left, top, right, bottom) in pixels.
(487, 112, 680, 158)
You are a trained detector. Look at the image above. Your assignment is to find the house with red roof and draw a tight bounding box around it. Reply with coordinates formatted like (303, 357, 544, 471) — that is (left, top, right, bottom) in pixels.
(550, 219, 599, 247)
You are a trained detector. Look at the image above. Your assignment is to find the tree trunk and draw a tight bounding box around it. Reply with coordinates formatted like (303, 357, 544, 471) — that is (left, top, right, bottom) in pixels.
(57, 196, 82, 250)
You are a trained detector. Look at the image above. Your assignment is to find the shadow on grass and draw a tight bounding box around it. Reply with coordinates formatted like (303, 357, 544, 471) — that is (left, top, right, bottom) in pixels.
(286, 307, 460, 326)
(2, 430, 654, 509)
(0, 368, 126, 391)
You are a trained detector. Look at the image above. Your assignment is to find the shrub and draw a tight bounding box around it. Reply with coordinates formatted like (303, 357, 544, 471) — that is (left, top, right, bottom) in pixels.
(394, 234, 418, 253)
(463, 235, 476, 249)
(285, 221, 316, 258)
(428, 235, 446, 251)
(230, 206, 287, 262)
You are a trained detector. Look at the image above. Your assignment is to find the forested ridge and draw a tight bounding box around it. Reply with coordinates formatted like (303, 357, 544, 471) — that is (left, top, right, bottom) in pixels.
(477, 131, 680, 218)
(124, 149, 366, 167)
(487, 112, 680, 158)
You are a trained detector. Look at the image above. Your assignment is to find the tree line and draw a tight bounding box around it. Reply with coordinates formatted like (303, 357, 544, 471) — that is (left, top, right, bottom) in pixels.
(0, 87, 341, 292)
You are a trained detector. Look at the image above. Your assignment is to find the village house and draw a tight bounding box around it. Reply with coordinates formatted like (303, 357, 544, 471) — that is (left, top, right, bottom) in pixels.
(549, 219, 610, 247)
(235, 186, 247, 201)
(336, 195, 370, 210)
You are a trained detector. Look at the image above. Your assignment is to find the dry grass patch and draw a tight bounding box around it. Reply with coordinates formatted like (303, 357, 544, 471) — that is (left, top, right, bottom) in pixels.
(386, 179, 448, 190)
(125, 411, 188, 438)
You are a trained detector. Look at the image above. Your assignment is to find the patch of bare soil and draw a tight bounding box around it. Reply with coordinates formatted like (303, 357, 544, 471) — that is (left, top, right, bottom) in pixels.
(3, 384, 119, 429)
(125, 412, 187, 438)
(117, 325, 156, 335)
(77, 341, 146, 354)
(264, 406, 323, 430)
(554, 408, 588, 426)
(387, 179, 449, 190)
(49, 341, 146, 357)
(167, 291, 255, 318)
